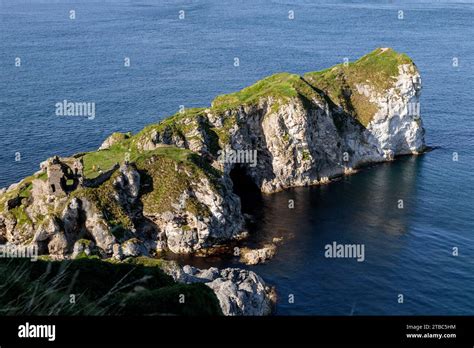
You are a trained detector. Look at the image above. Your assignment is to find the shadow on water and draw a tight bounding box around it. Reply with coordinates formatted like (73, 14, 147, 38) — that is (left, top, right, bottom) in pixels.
(247, 156, 424, 259)
(248, 156, 428, 315)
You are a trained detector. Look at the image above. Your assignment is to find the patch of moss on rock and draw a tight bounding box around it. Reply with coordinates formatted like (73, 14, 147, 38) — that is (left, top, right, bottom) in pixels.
(0, 172, 45, 208)
(74, 252, 101, 260)
(132, 108, 206, 148)
(210, 112, 237, 147)
(6, 206, 35, 244)
(72, 173, 134, 229)
(135, 148, 221, 216)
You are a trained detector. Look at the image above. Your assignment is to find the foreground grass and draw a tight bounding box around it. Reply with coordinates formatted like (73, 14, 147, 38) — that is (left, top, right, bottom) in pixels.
(0, 257, 222, 316)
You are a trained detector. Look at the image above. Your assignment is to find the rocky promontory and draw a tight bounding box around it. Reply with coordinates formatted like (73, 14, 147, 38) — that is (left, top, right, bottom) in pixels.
(162, 263, 276, 316)
(0, 48, 426, 315)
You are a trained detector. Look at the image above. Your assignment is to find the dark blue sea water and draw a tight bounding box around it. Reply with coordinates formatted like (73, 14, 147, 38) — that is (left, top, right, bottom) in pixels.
(1, 0, 473, 315)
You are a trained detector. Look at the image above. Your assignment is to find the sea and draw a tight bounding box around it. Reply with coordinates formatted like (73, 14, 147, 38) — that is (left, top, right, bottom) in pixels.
(0, 0, 473, 315)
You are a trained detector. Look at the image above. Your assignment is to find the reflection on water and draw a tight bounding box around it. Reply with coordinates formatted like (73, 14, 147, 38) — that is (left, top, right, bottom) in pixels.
(354, 156, 421, 236)
(243, 157, 422, 263)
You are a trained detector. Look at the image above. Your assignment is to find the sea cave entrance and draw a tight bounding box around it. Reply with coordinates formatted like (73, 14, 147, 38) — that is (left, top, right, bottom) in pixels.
(229, 164, 262, 215)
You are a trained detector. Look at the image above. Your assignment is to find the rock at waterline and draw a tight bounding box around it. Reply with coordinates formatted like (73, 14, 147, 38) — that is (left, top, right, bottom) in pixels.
(240, 244, 277, 265)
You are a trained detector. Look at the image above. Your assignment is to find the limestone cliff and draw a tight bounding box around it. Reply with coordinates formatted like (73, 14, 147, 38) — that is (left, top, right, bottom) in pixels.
(0, 48, 426, 258)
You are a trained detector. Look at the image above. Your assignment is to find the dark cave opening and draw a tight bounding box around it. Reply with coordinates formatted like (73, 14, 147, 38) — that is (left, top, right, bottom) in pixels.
(229, 164, 262, 215)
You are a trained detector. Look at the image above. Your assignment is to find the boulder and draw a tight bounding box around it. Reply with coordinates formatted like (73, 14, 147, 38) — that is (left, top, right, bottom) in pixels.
(122, 238, 148, 257)
(98, 132, 130, 150)
(165, 264, 275, 316)
(72, 239, 96, 258)
(240, 244, 277, 265)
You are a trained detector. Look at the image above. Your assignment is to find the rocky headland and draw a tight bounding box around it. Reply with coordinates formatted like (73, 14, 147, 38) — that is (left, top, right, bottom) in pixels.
(0, 48, 426, 315)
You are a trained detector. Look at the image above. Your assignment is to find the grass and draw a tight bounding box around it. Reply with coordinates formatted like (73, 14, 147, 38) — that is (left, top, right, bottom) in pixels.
(123, 256, 166, 268)
(73, 174, 134, 229)
(81, 133, 199, 179)
(132, 108, 206, 149)
(209, 113, 237, 146)
(349, 91, 379, 126)
(81, 141, 132, 179)
(211, 72, 321, 112)
(135, 148, 219, 216)
(0, 172, 46, 207)
(18, 183, 32, 198)
(207, 48, 412, 129)
(9, 206, 32, 227)
(351, 48, 413, 88)
(75, 146, 223, 227)
(208, 73, 325, 145)
(0, 257, 222, 316)
(304, 48, 414, 126)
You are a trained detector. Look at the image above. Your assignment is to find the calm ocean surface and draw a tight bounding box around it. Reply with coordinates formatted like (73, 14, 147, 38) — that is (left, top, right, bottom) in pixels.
(1, 0, 473, 315)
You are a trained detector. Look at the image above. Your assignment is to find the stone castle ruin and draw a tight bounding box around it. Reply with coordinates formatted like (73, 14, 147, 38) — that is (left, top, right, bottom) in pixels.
(42, 156, 84, 196)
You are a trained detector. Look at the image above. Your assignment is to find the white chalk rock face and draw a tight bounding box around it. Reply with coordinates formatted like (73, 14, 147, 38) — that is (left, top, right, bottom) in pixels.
(364, 64, 425, 157)
(232, 51, 426, 193)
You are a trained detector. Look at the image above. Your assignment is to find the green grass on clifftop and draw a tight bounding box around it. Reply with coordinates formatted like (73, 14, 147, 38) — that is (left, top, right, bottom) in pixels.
(304, 48, 415, 126)
(208, 48, 413, 127)
(211, 72, 321, 112)
(76, 145, 223, 228)
(135, 148, 222, 216)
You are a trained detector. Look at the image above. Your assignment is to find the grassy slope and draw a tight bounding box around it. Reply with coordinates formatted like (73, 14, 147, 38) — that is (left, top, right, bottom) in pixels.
(74, 145, 223, 233)
(304, 47, 414, 126)
(0, 257, 222, 316)
(211, 72, 322, 111)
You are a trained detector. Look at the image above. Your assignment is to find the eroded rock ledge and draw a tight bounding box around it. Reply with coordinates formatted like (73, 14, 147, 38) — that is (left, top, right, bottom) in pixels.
(0, 48, 426, 259)
(163, 263, 276, 316)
